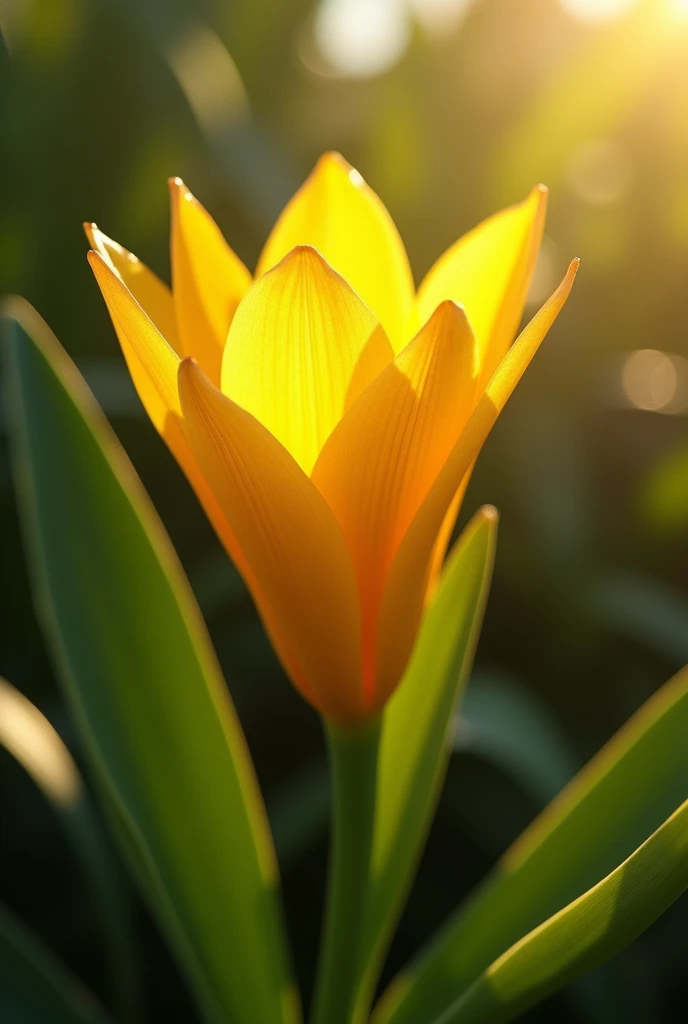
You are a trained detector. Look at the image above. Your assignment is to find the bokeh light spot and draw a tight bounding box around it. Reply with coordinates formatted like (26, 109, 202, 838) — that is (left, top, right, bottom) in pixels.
(567, 138, 632, 207)
(559, 0, 638, 25)
(314, 0, 409, 78)
(621, 349, 684, 412)
(409, 0, 474, 36)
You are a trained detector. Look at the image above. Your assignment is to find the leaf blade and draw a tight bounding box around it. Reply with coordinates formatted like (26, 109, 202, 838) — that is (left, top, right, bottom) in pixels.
(375, 664, 688, 1024)
(356, 506, 498, 1015)
(2, 300, 299, 1024)
(435, 798, 688, 1024)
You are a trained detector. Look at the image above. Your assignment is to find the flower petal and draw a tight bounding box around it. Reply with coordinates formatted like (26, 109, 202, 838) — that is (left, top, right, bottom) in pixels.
(87, 250, 263, 627)
(374, 259, 579, 712)
(169, 177, 251, 384)
(88, 249, 181, 430)
(221, 245, 393, 476)
(417, 185, 548, 385)
(256, 153, 415, 352)
(179, 358, 365, 721)
(311, 301, 476, 705)
(85, 222, 181, 355)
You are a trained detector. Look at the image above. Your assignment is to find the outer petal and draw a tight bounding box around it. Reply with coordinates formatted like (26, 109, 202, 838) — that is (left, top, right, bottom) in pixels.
(88, 249, 181, 433)
(87, 251, 275, 672)
(221, 246, 393, 475)
(178, 359, 364, 722)
(424, 467, 473, 600)
(256, 153, 415, 353)
(311, 301, 476, 706)
(170, 177, 251, 385)
(374, 259, 580, 712)
(417, 186, 548, 385)
(85, 222, 181, 355)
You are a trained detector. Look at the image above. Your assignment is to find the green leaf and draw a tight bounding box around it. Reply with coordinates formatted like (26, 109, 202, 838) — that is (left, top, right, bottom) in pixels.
(1, 300, 299, 1024)
(0, 677, 136, 1019)
(0, 903, 109, 1024)
(355, 506, 498, 1018)
(375, 664, 688, 1024)
(433, 798, 688, 1024)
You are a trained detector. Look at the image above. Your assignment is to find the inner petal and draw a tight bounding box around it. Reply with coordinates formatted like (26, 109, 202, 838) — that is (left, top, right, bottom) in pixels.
(256, 152, 415, 353)
(221, 245, 393, 475)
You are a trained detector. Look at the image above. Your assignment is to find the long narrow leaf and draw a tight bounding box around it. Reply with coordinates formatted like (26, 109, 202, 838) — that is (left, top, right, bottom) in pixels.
(376, 664, 688, 1024)
(0, 903, 109, 1024)
(434, 798, 688, 1024)
(2, 300, 299, 1024)
(356, 506, 498, 1017)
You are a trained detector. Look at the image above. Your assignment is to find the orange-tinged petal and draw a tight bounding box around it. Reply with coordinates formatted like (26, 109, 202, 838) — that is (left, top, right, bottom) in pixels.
(85, 222, 181, 355)
(425, 467, 473, 600)
(417, 185, 548, 385)
(221, 246, 393, 476)
(170, 177, 251, 384)
(311, 301, 476, 706)
(178, 358, 365, 722)
(87, 251, 270, 653)
(256, 153, 415, 352)
(88, 250, 181, 430)
(374, 258, 579, 712)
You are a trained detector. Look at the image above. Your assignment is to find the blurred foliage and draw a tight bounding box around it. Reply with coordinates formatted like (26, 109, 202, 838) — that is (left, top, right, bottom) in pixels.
(0, 0, 686, 1021)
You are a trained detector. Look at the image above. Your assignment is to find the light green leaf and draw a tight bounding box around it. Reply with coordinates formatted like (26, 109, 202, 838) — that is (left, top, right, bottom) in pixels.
(355, 506, 498, 1018)
(0, 677, 135, 1018)
(433, 798, 688, 1024)
(1, 300, 299, 1024)
(375, 664, 688, 1024)
(0, 903, 109, 1024)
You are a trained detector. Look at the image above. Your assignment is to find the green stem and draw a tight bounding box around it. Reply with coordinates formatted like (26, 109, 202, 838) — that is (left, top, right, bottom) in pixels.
(310, 716, 381, 1024)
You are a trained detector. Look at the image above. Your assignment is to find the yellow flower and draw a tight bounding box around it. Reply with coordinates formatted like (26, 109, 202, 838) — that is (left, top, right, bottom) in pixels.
(86, 153, 577, 724)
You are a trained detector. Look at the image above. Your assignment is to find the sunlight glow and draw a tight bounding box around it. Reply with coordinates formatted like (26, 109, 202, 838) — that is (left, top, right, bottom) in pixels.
(567, 138, 632, 206)
(671, 0, 688, 17)
(559, 0, 638, 25)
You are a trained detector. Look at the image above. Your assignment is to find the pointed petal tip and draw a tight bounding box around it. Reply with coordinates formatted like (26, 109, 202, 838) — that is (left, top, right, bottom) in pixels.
(479, 503, 499, 524)
(316, 150, 366, 188)
(318, 150, 350, 171)
(530, 183, 549, 217)
(429, 298, 472, 327)
(178, 354, 200, 379)
(271, 242, 328, 274)
(168, 176, 192, 202)
(87, 247, 103, 269)
(565, 256, 580, 285)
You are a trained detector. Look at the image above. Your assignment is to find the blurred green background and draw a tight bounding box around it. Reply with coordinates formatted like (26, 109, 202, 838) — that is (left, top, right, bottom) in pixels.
(1, 0, 687, 1020)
